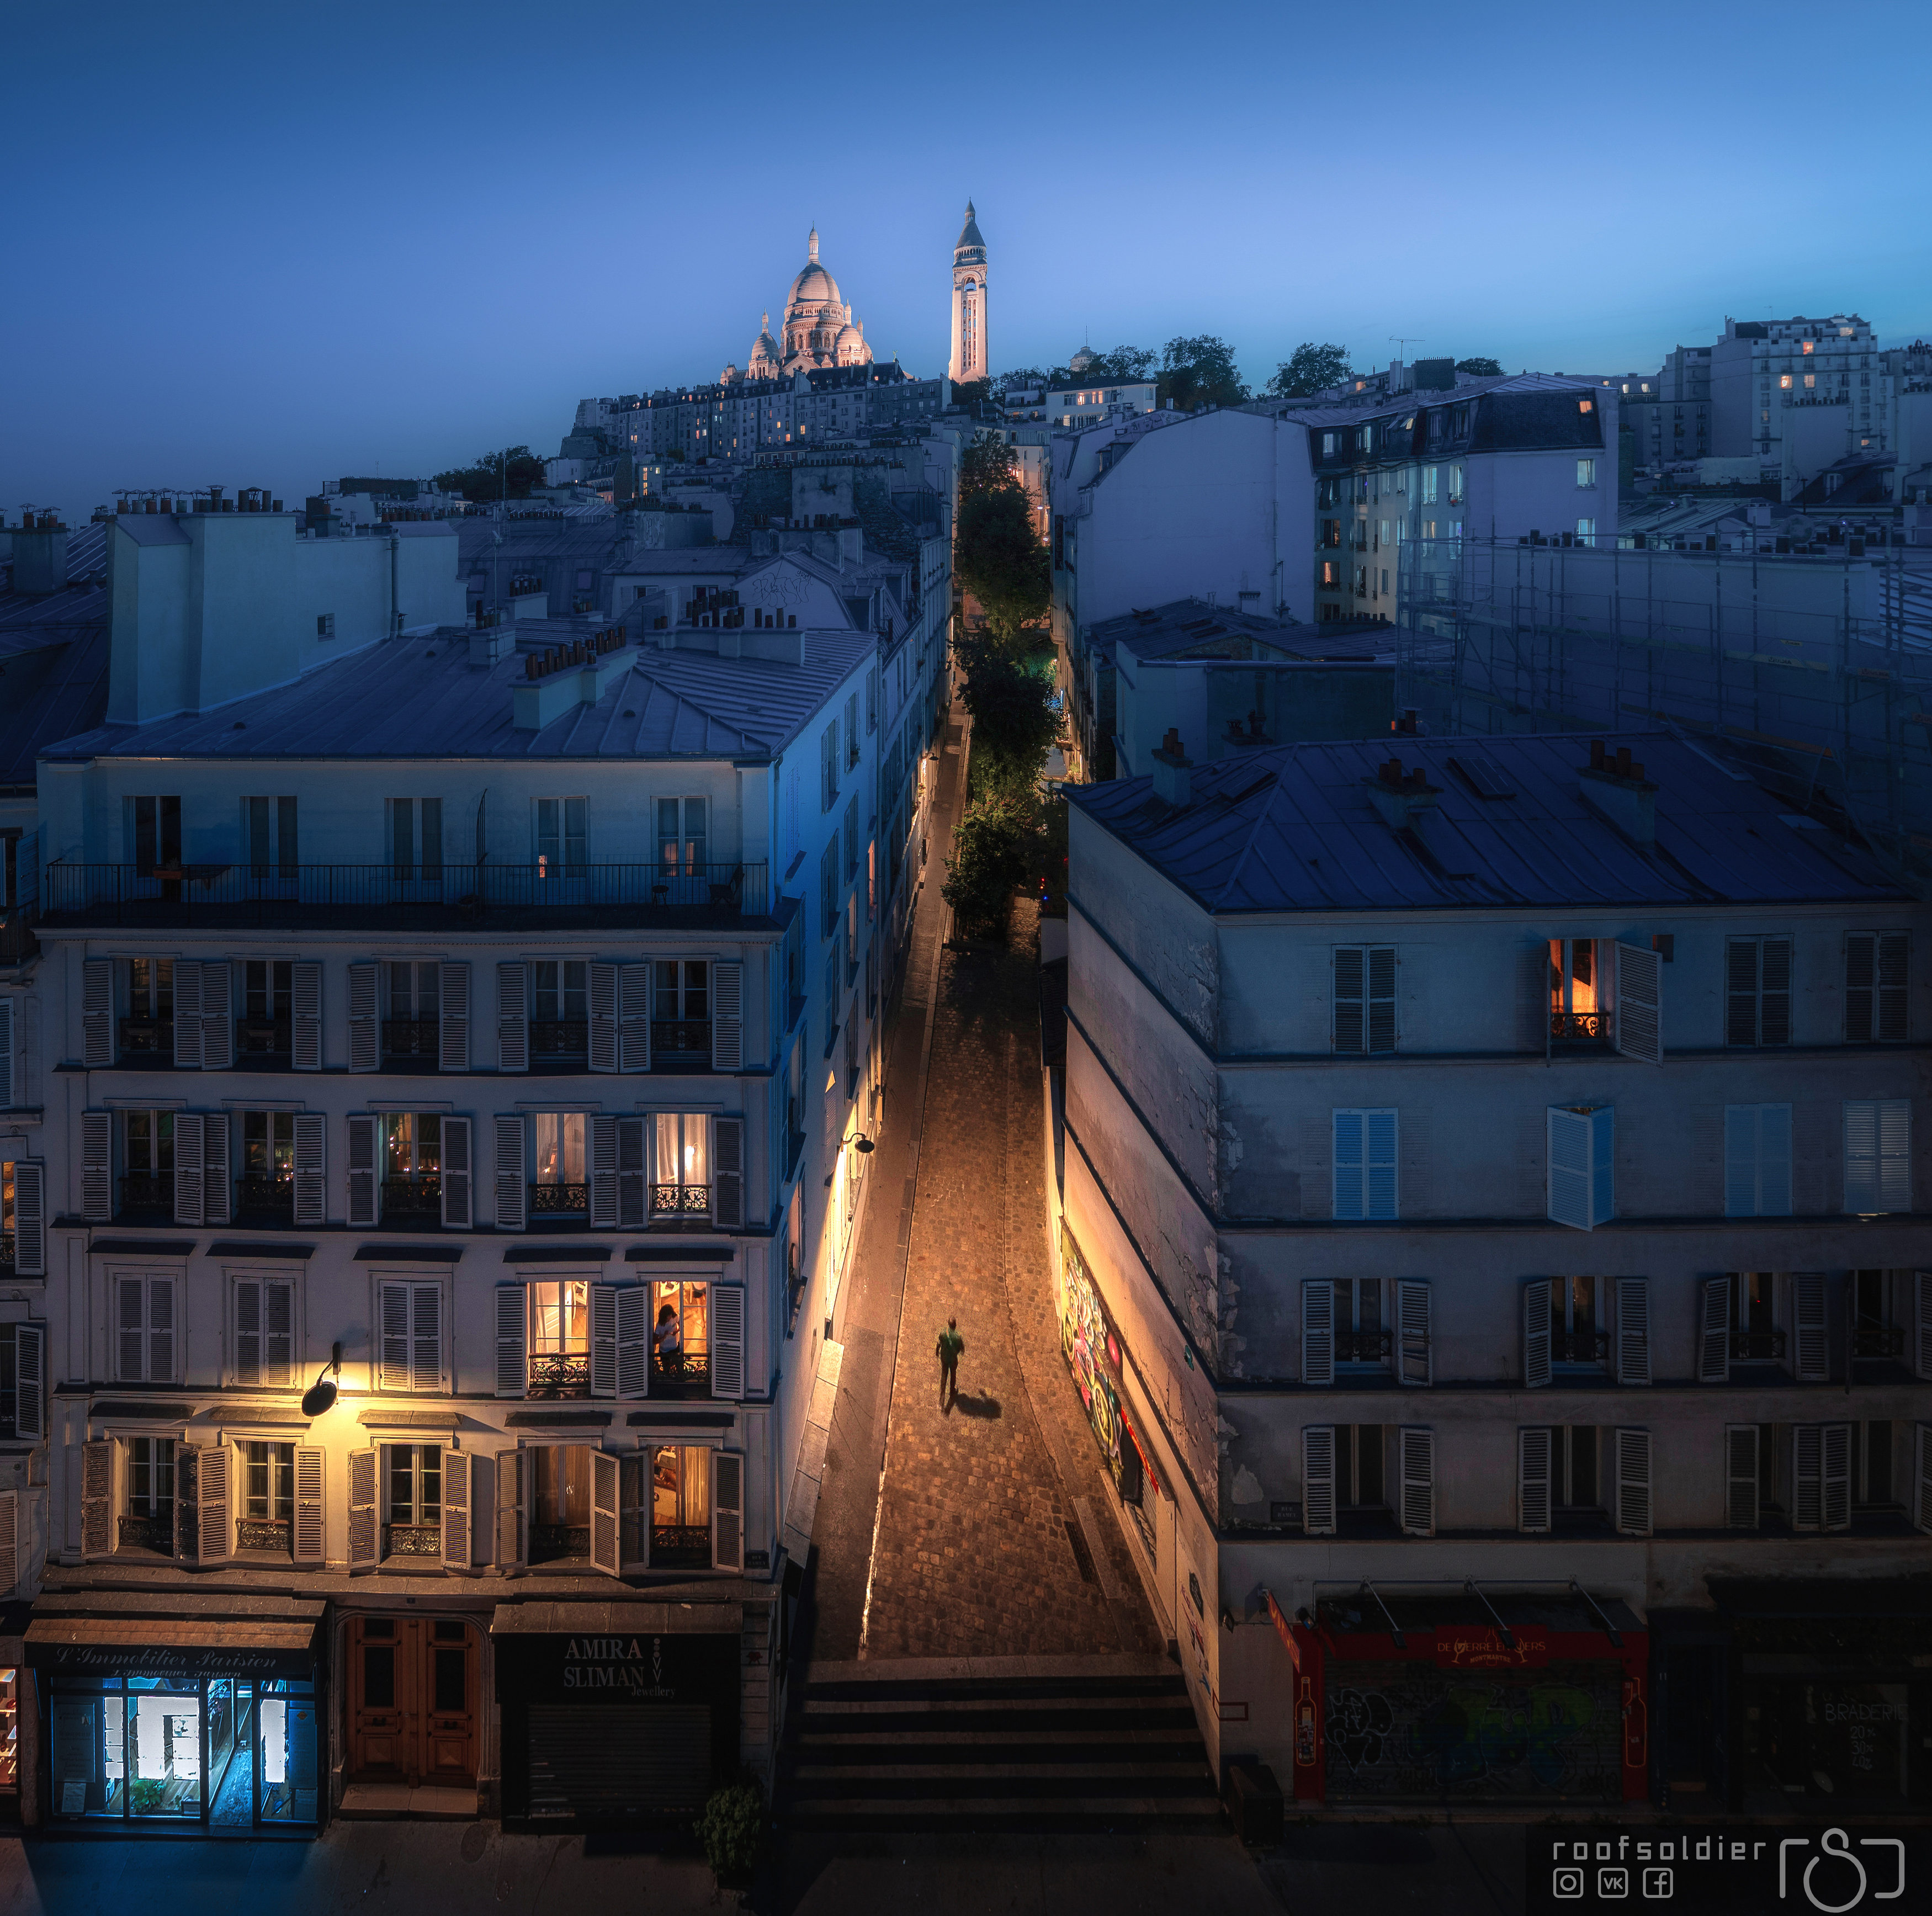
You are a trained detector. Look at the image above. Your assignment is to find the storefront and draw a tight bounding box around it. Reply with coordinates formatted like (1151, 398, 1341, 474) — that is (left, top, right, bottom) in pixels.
(1267, 1588, 1647, 1807)
(0, 1616, 24, 1827)
(491, 1601, 740, 1831)
(1057, 1225, 1159, 1562)
(28, 1603, 325, 1834)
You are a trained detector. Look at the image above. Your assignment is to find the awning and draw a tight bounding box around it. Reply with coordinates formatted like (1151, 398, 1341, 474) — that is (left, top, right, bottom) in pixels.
(359, 1407, 462, 1430)
(27, 1607, 321, 1678)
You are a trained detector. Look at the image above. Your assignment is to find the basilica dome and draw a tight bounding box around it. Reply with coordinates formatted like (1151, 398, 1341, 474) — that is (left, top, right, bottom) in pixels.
(787, 229, 842, 313)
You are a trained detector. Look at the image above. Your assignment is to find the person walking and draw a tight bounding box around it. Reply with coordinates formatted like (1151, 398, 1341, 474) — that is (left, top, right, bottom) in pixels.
(936, 1317, 964, 1408)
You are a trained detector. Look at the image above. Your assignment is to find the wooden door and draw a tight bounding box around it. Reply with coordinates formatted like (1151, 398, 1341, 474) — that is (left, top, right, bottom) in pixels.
(347, 1617, 479, 1787)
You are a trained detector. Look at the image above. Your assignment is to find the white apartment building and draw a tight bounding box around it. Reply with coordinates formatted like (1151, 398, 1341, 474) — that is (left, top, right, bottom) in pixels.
(1053, 728, 1930, 1814)
(1710, 314, 1878, 466)
(0, 495, 948, 1834)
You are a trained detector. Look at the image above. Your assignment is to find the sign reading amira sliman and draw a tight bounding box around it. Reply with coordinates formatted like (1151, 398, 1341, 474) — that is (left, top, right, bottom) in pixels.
(560, 1636, 679, 1696)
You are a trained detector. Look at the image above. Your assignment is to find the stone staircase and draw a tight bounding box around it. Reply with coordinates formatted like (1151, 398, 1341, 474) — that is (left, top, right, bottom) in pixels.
(779, 1653, 1223, 1832)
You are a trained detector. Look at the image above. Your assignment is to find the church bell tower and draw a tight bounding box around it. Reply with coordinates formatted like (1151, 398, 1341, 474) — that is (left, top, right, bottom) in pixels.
(948, 201, 988, 386)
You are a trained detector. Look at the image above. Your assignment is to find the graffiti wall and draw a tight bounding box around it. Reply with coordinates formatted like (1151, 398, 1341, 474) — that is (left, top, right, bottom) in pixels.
(1323, 1660, 1624, 1803)
(1058, 1227, 1156, 1552)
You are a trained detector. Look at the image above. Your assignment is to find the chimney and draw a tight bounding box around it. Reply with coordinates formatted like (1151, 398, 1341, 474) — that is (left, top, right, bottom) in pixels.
(1579, 742, 1657, 844)
(1151, 728, 1193, 807)
(10, 513, 70, 595)
(1362, 756, 1441, 832)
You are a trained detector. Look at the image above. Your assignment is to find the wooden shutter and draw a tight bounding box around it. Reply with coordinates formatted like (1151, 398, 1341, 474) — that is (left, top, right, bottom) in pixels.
(494, 1114, 527, 1230)
(1548, 1105, 1610, 1230)
(1395, 1279, 1431, 1385)
(1698, 1276, 1731, 1383)
(197, 1442, 231, 1564)
(81, 1438, 113, 1557)
(1726, 938, 1760, 1046)
(117, 1276, 145, 1381)
(174, 1442, 198, 1561)
(173, 1112, 206, 1225)
(1916, 1272, 1932, 1381)
(1759, 1105, 1792, 1216)
(1792, 1424, 1823, 1531)
(1302, 1280, 1335, 1386)
(1517, 1427, 1552, 1533)
(1915, 1425, 1932, 1535)
(442, 1115, 472, 1228)
(713, 1117, 745, 1228)
(1726, 1424, 1760, 1528)
(617, 1117, 647, 1227)
(495, 1283, 527, 1398)
(81, 1110, 112, 1222)
(591, 1450, 621, 1576)
(346, 1447, 379, 1569)
(1302, 1426, 1336, 1535)
(203, 1111, 231, 1226)
(147, 1276, 176, 1382)
(1366, 947, 1397, 1053)
(711, 962, 744, 1071)
(617, 1285, 650, 1399)
(378, 1282, 411, 1392)
(496, 962, 529, 1073)
(1612, 941, 1662, 1063)
(293, 1447, 325, 1563)
(293, 1113, 326, 1225)
(1332, 947, 1364, 1053)
(236, 1278, 264, 1386)
(1845, 1099, 1878, 1209)
(200, 960, 233, 1070)
(1522, 1279, 1553, 1388)
(711, 1281, 746, 1399)
(291, 960, 322, 1070)
(618, 963, 651, 1072)
(438, 960, 469, 1072)
(12, 1159, 45, 1277)
(1877, 1099, 1911, 1212)
(1876, 932, 1909, 1040)
(588, 962, 618, 1072)
(173, 960, 204, 1069)
(1724, 1106, 1757, 1217)
(1759, 937, 1792, 1044)
(1614, 1277, 1652, 1386)
(1397, 1427, 1434, 1536)
(0, 997, 13, 1109)
(1365, 1110, 1397, 1219)
(590, 1283, 618, 1397)
(83, 957, 115, 1066)
(589, 1116, 618, 1228)
(14, 1321, 44, 1439)
(496, 1446, 526, 1569)
(0, 1487, 13, 1597)
(1822, 1422, 1851, 1531)
(1331, 1110, 1364, 1219)
(712, 1449, 744, 1573)
(1612, 1427, 1651, 1536)
(347, 960, 379, 1071)
(1793, 1273, 1829, 1382)
(412, 1282, 443, 1392)
(442, 1451, 471, 1570)
(347, 1114, 377, 1227)
(1846, 932, 1909, 1041)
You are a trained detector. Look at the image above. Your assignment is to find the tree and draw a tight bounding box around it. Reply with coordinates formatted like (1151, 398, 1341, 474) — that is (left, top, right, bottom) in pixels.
(954, 432, 1050, 640)
(1158, 335, 1248, 411)
(959, 431, 1020, 501)
(1085, 344, 1156, 381)
(954, 630, 1058, 797)
(1266, 342, 1353, 399)
(433, 444, 547, 502)
(942, 793, 1033, 938)
(948, 376, 992, 412)
(1455, 357, 1504, 378)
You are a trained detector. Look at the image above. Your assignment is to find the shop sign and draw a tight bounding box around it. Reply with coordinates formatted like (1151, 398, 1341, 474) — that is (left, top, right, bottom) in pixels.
(1439, 1628, 1552, 1669)
(1262, 1590, 1301, 1674)
(30, 1641, 311, 1680)
(508, 1630, 738, 1711)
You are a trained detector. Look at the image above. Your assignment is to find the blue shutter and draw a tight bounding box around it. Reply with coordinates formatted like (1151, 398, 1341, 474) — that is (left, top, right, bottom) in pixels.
(1332, 1110, 1364, 1220)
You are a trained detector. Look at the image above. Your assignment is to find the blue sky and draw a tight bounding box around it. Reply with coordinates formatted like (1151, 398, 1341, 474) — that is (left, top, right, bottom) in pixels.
(3, 0, 1928, 524)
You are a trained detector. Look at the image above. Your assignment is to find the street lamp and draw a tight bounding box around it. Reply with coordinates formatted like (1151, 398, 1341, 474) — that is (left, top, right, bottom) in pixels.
(300, 1342, 344, 1418)
(825, 1128, 874, 1187)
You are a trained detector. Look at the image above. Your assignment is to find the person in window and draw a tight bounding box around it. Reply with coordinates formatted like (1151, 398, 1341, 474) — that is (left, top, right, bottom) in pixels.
(654, 1301, 683, 1377)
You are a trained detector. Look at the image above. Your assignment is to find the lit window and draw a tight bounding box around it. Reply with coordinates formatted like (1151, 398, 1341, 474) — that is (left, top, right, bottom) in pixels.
(1577, 459, 1596, 487)
(1802, 340, 1814, 354)
(1780, 375, 1792, 389)
(1578, 399, 1594, 413)
(1804, 374, 1815, 389)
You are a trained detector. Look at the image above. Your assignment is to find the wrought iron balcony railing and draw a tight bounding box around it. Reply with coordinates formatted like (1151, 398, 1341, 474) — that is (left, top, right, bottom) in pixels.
(1335, 1328, 1392, 1364)
(384, 1522, 443, 1558)
(236, 1174, 294, 1220)
(118, 1514, 173, 1552)
(1554, 1329, 1611, 1364)
(652, 1347, 712, 1399)
(42, 860, 773, 931)
(529, 1182, 588, 1216)
(383, 1018, 438, 1058)
(119, 1016, 173, 1058)
(1550, 1011, 1607, 1042)
(1730, 1328, 1787, 1361)
(649, 1524, 712, 1568)
(528, 1351, 590, 1399)
(529, 1019, 588, 1057)
(651, 1181, 712, 1219)
(650, 1018, 713, 1059)
(237, 1016, 291, 1055)
(120, 1171, 173, 1213)
(1851, 1324, 1906, 1359)
(236, 1518, 291, 1553)
(381, 1174, 442, 1216)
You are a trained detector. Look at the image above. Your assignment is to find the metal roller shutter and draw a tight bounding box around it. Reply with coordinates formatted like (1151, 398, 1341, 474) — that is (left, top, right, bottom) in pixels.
(525, 1704, 713, 1818)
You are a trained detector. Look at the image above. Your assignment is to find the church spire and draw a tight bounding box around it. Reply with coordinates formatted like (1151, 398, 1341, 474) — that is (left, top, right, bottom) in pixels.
(808, 226, 819, 264)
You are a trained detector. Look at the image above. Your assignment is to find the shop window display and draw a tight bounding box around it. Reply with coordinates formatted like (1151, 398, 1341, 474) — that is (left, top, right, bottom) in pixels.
(0, 1667, 17, 1796)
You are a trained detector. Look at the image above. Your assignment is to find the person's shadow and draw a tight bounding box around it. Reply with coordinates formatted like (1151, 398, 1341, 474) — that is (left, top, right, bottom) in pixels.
(950, 1393, 1001, 1419)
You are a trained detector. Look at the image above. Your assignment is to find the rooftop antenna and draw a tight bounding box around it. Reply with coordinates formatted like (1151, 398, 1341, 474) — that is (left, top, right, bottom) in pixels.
(1390, 335, 1424, 360)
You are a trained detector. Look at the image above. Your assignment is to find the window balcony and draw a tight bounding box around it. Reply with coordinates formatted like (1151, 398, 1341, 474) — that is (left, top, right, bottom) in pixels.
(1335, 1328, 1391, 1364)
(650, 1524, 711, 1569)
(652, 1347, 711, 1399)
(1852, 1324, 1905, 1360)
(1549, 1011, 1607, 1044)
(651, 1181, 712, 1220)
(1554, 1329, 1610, 1364)
(383, 1522, 443, 1559)
(529, 1181, 588, 1218)
(381, 1173, 442, 1217)
(527, 1351, 590, 1399)
(235, 1174, 294, 1223)
(119, 1016, 173, 1060)
(650, 1018, 713, 1063)
(1730, 1329, 1787, 1362)
(236, 1518, 291, 1553)
(237, 1016, 291, 1057)
(120, 1171, 173, 1215)
(529, 1019, 588, 1058)
(41, 860, 776, 933)
(118, 1514, 173, 1553)
(383, 1018, 438, 1059)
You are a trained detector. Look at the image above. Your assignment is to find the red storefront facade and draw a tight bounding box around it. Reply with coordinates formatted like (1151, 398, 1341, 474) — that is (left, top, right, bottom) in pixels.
(1265, 1590, 1648, 1807)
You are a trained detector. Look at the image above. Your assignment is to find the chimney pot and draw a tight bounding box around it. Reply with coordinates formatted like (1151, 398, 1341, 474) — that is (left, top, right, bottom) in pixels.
(1590, 739, 1606, 769)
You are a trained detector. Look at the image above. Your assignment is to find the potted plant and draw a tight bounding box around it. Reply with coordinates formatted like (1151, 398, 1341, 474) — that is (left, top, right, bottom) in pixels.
(695, 1773, 767, 1892)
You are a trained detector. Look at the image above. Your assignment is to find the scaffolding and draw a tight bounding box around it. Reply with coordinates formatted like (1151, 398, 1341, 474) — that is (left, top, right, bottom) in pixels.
(1393, 535, 1932, 884)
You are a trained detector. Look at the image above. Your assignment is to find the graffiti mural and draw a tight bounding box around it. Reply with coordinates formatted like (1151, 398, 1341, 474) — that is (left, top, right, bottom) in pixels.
(1058, 1227, 1156, 1551)
(1324, 1662, 1623, 1802)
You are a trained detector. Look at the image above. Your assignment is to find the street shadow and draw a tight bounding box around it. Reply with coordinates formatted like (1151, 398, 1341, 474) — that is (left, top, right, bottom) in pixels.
(951, 1392, 1002, 1419)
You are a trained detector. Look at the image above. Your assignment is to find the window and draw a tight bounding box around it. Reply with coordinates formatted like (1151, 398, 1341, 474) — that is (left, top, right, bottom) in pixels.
(1331, 1278, 1386, 1366)
(244, 797, 298, 879)
(129, 795, 182, 876)
(123, 1111, 174, 1215)
(241, 1441, 296, 1550)
(388, 798, 442, 880)
(383, 960, 440, 1062)
(1575, 518, 1596, 545)
(232, 1276, 295, 1386)
(657, 798, 707, 878)
(842, 801, 858, 882)
(383, 1113, 442, 1217)
(1549, 1276, 1604, 1365)
(1576, 459, 1596, 487)
(821, 721, 840, 811)
(1851, 1270, 1907, 1362)
(377, 1279, 443, 1392)
(123, 1436, 176, 1552)
(1547, 1105, 1614, 1230)
(528, 1280, 590, 1395)
(1780, 375, 1792, 389)
(1519, 1425, 1599, 1531)
(823, 936, 841, 1054)
(1804, 374, 1816, 390)
(845, 694, 861, 768)
(530, 1113, 586, 1216)
(1844, 1098, 1910, 1213)
(531, 960, 588, 1056)
(651, 1280, 710, 1394)
(1447, 465, 1464, 505)
(1728, 1272, 1782, 1362)
(649, 1445, 713, 1567)
(238, 1112, 294, 1218)
(866, 665, 879, 734)
(1724, 1105, 1792, 1216)
(1844, 932, 1907, 1041)
(1547, 938, 1604, 1042)
(1727, 937, 1792, 1045)
(384, 1445, 443, 1557)
(317, 613, 335, 639)
(533, 798, 587, 878)
(235, 960, 293, 1060)
(820, 843, 838, 942)
(651, 959, 709, 1058)
(1331, 1108, 1397, 1220)
(1421, 466, 1438, 505)
(652, 1112, 710, 1216)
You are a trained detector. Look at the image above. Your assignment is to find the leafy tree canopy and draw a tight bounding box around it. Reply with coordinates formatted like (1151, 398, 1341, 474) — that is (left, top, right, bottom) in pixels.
(1158, 335, 1248, 411)
(942, 793, 1034, 938)
(433, 445, 547, 502)
(1455, 357, 1505, 378)
(960, 431, 1022, 501)
(1266, 342, 1354, 399)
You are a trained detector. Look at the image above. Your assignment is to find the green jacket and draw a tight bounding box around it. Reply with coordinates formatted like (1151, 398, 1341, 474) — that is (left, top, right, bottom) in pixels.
(936, 1328, 965, 1363)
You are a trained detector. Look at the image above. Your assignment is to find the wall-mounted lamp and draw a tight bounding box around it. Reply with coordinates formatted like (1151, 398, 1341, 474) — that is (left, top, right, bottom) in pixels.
(300, 1341, 343, 1418)
(824, 1131, 874, 1187)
